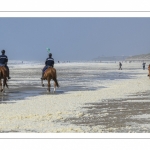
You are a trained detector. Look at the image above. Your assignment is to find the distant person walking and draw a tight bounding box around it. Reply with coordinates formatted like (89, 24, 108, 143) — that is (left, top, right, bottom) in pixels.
(148, 64, 150, 77)
(142, 62, 146, 70)
(119, 62, 122, 70)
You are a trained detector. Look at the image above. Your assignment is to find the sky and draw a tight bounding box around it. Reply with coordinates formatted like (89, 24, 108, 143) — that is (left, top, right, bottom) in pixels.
(0, 17, 150, 61)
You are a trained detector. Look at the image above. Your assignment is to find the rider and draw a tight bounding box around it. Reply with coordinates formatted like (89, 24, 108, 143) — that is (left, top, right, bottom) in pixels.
(0, 50, 11, 79)
(41, 53, 54, 79)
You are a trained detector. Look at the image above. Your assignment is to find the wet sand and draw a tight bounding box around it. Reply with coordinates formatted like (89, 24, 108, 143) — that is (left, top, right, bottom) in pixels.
(0, 62, 149, 133)
(64, 90, 150, 132)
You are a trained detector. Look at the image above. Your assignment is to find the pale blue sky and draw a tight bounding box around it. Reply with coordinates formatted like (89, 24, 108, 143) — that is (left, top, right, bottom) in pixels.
(0, 18, 150, 61)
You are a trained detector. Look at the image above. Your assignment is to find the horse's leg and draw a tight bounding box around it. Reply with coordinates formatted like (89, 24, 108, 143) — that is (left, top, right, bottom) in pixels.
(41, 79, 44, 87)
(3, 78, 7, 93)
(0, 79, 2, 92)
(2, 79, 6, 93)
(1, 79, 4, 92)
(53, 81, 56, 93)
(47, 78, 50, 93)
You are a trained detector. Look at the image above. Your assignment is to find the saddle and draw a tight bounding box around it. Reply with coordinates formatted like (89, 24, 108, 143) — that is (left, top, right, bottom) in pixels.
(44, 66, 53, 73)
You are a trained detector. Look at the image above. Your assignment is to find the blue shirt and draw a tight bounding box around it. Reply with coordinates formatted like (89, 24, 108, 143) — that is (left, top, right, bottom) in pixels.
(0, 54, 8, 64)
(45, 57, 54, 67)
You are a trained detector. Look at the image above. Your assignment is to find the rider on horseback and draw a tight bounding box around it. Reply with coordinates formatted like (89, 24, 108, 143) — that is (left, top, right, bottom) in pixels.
(0, 50, 11, 79)
(41, 53, 54, 80)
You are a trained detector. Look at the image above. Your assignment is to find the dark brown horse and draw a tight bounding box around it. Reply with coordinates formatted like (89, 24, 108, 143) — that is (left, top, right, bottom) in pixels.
(41, 67, 59, 93)
(148, 64, 150, 79)
(0, 66, 8, 92)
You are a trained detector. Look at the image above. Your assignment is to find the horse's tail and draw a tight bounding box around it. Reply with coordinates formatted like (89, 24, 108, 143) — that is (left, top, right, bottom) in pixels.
(2, 78, 8, 88)
(54, 78, 59, 87)
(52, 68, 59, 87)
(4, 78, 8, 88)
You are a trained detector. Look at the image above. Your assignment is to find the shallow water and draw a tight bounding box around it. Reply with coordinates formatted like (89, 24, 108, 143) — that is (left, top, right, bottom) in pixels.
(0, 61, 144, 103)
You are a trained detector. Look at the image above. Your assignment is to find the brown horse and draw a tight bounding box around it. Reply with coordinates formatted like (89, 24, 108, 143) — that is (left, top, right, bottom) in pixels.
(148, 64, 150, 79)
(0, 66, 8, 92)
(41, 67, 59, 93)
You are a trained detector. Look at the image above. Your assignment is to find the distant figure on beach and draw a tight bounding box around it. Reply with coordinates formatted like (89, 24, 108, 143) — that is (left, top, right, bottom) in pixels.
(148, 64, 150, 78)
(142, 62, 146, 70)
(0, 50, 11, 79)
(119, 62, 122, 70)
(41, 53, 54, 80)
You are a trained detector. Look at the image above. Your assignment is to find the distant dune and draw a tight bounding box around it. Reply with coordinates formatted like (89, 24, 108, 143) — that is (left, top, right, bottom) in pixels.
(126, 53, 150, 61)
(93, 56, 128, 61)
(93, 53, 150, 61)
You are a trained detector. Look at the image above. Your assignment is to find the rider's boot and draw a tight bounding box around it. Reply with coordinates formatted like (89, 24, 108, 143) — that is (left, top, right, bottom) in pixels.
(5, 66, 11, 79)
(7, 72, 11, 79)
(41, 72, 44, 80)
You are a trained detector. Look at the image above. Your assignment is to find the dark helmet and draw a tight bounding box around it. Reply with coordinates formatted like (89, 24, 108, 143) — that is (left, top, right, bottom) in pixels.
(49, 53, 52, 57)
(1, 50, 5, 54)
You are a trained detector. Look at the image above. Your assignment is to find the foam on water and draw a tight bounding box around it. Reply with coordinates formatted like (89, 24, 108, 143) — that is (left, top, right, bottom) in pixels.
(1, 60, 149, 102)
(8, 60, 43, 69)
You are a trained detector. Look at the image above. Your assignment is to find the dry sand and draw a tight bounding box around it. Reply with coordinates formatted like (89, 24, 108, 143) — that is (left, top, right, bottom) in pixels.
(0, 62, 150, 133)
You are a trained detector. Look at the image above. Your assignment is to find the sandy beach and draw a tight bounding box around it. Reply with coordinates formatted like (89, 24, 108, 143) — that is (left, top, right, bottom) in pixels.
(0, 61, 150, 133)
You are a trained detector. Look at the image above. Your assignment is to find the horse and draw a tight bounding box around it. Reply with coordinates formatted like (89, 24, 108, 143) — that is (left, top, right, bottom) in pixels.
(0, 66, 8, 93)
(41, 67, 59, 93)
(148, 64, 150, 79)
